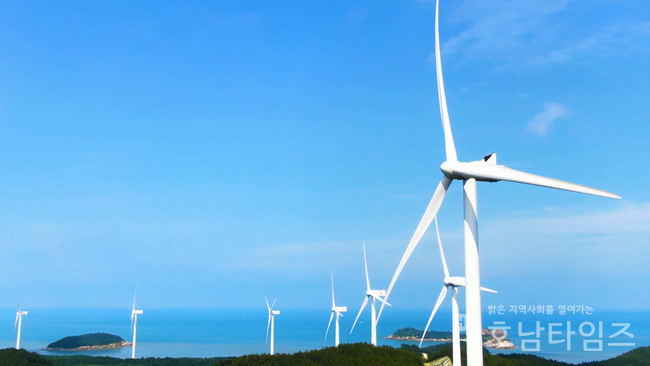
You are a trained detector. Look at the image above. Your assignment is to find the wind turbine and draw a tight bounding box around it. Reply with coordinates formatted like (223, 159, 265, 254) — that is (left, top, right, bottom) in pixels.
(14, 304, 28, 350)
(325, 272, 347, 347)
(419, 216, 497, 366)
(265, 297, 280, 355)
(376, 1, 620, 365)
(350, 242, 390, 346)
(130, 292, 143, 359)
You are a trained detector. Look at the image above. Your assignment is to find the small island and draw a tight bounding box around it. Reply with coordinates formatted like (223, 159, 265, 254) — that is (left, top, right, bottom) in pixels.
(385, 327, 456, 342)
(386, 327, 517, 349)
(45, 332, 131, 351)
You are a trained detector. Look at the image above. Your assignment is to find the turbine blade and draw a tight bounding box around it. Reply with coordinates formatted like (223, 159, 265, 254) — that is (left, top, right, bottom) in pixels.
(480, 286, 498, 294)
(325, 312, 334, 341)
(434, 216, 450, 278)
(265, 297, 270, 311)
(419, 285, 448, 348)
(350, 296, 368, 334)
(448, 162, 620, 199)
(14, 313, 19, 330)
(130, 312, 134, 332)
(331, 272, 336, 307)
(435, 0, 457, 162)
(363, 242, 371, 292)
(377, 176, 452, 324)
(270, 298, 277, 311)
(373, 295, 392, 307)
(266, 314, 271, 344)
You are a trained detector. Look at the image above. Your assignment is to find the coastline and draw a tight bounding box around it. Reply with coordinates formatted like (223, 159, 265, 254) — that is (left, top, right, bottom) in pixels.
(44, 340, 132, 352)
(385, 335, 460, 342)
(384, 335, 517, 350)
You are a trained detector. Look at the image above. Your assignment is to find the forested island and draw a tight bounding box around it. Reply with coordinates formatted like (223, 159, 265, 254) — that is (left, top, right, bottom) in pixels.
(45, 333, 131, 351)
(386, 327, 517, 349)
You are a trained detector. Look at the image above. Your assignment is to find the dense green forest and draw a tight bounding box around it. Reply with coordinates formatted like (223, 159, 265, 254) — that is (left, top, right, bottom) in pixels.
(406, 343, 649, 366)
(579, 346, 650, 366)
(1, 345, 648, 365)
(43, 355, 225, 366)
(47, 333, 126, 349)
(213, 343, 423, 366)
(0, 348, 53, 365)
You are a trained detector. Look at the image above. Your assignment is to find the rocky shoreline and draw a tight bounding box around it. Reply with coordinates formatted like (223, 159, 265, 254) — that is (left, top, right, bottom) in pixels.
(385, 328, 518, 350)
(45, 340, 132, 352)
(483, 338, 517, 349)
(385, 335, 517, 349)
(385, 335, 458, 342)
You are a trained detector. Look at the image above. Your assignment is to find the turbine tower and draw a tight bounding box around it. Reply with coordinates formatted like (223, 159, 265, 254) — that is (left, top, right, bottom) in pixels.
(14, 304, 28, 350)
(325, 272, 347, 347)
(266, 297, 280, 355)
(377, 1, 620, 365)
(419, 217, 497, 366)
(350, 242, 390, 346)
(130, 292, 143, 359)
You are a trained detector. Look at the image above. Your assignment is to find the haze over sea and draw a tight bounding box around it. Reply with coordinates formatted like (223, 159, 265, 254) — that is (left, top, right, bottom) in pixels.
(0, 308, 646, 363)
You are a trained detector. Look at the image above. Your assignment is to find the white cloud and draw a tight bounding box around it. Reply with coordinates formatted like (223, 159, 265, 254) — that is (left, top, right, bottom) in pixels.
(526, 102, 568, 136)
(531, 22, 650, 65)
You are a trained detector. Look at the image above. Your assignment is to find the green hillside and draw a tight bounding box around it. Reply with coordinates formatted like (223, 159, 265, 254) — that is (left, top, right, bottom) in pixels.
(2, 344, 647, 366)
(213, 343, 424, 366)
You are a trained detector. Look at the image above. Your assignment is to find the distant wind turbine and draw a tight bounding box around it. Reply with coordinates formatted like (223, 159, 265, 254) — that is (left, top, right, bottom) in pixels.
(130, 292, 143, 359)
(265, 297, 280, 355)
(376, 1, 620, 365)
(419, 217, 496, 366)
(14, 303, 28, 350)
(350, 242, 390, 346)
(325, 272, 347, 347)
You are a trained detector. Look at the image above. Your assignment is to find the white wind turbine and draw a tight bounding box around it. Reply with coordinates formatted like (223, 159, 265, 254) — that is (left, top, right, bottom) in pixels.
(14, 304, 28, 350)
(325, 272, 347, 347)
(130, 292, 143, 359)
(419, 216, 497, 366)
(377, 1, 620, 365)
(350, 242, 390, 346)
(265, 297, 280, 355)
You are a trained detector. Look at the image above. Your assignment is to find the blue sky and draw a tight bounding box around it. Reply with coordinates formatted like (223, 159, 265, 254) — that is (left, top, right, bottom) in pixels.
(0, 0, 648, 315)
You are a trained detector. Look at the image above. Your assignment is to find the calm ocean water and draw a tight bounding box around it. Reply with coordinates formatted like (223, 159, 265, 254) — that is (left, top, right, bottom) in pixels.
(0, 308, 646, 363)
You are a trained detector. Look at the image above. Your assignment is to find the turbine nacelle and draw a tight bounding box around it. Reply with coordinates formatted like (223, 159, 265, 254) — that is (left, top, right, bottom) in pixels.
(333, 306, 347, 313)
(271, 310, 280, 315)
(132, 310, 143, 315)
(366, 289, 386, 298)
(443, 276, 465, 287)
(441, 160, 500, 182)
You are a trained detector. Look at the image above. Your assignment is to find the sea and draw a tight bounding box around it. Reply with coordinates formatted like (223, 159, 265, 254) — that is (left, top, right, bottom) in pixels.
(0, 308, 647, 364)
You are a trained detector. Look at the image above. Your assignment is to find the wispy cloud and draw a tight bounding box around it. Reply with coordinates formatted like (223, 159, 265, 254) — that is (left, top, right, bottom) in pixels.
(436, 1, 649, 69)
(526, 102, 568, 136)
(440, 0, 568, 60)
(531, 22, 650, 65)
(480, 201, 650, 275)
